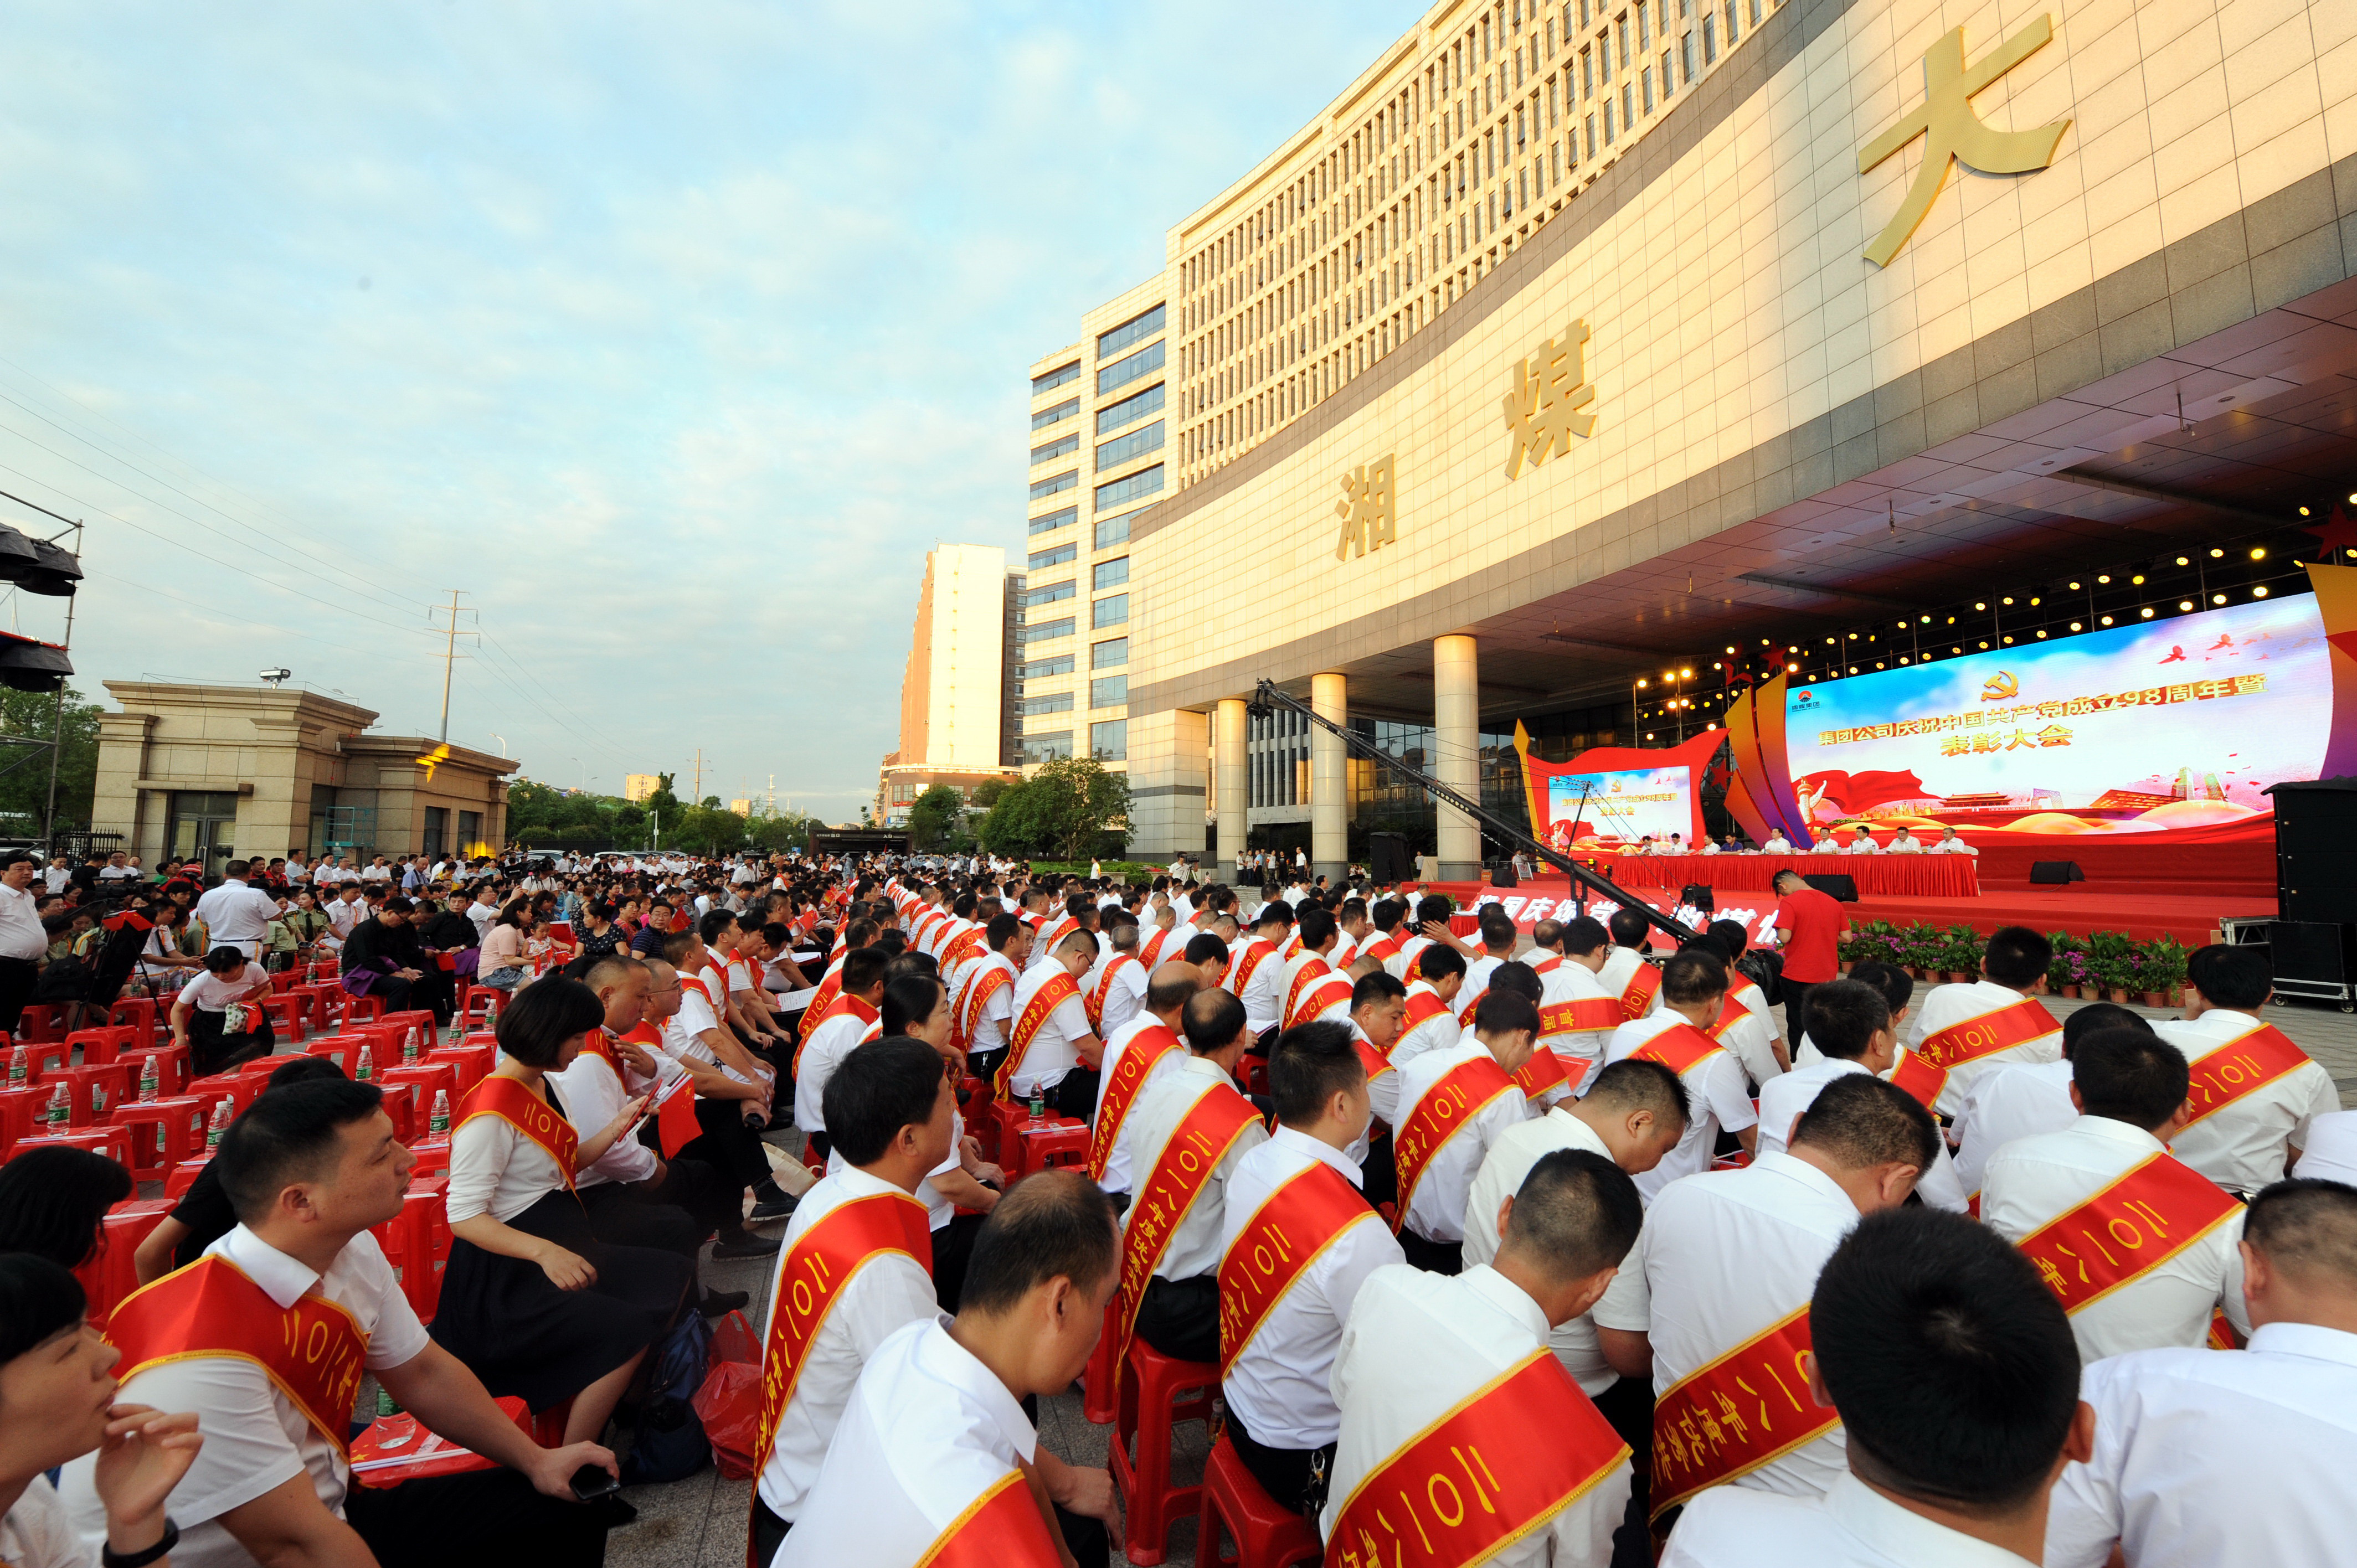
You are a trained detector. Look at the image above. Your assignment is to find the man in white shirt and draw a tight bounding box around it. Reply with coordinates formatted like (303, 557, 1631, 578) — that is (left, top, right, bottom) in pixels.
(1899, 926, 2063, 1118)
(1224, 901, 1290, 1044)
(0, 851, 45, 1032)
(2153, 943, 2339, 1193)
(1080, 910, 1148, 1041)
(776, 1172, 1121, 1568)
(1596, 1073, 1938, 1516)
(1884, 826, 1922, 853)
(1450, 906, 1519, 1022)
(1929, 826, 1979, 855)
(465, 883, 501, 942)
(1526, 915, 1625, 1069)
(1664, 1207, 2094, 1568)
(1392, 990, 1541, 1273)
(62, 1077, 617, 1568)
(1761, 829, 1794, 854)
(1840, 827, 1880, 854)
(1089, 962, 1200, 1199)
(1274, 905, 1348, 1028)
(750, 1037, 956, 1566)
(1952, 1002, 2150, 1199)
(792, 947, 888, 1153)
(2043, 1177, 2357, 1568)
(42, 852, 70, 893)
(1600, 951, 1759, 1202)
(1982, 1028, 2251, 1361)
(951, 913, 1031, 1085)
(2292, 1109, 2357, 1183)
(1325, 1149, 1644, 1566)
(1596, 906, 1659, 1017)
(1388, 943, 1467, 1071)
(1217, 1022, 1404, 1515)
(192, 859, 283, 962)
(1004, 929, 1104, 1120)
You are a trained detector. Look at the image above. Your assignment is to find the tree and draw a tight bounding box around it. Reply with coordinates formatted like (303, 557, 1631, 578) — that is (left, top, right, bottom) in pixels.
(751, 812, 815, 853)
(676, 804, 747, 854)
(971, 777, 1012, 809)
(907, 785, 967, 851)
(977, 778, 1047, 856)
(501, 778, 569, 840)
(0, 684, 100, 834)
(1029, 756, 1131, 862)
(644, 772, 681, 822)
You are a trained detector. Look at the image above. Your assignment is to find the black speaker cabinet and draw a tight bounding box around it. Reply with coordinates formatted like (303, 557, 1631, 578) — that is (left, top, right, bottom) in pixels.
(2269, 780, 2357, 925)
(1370, 832, 1412, 884)
(2271, 920, 2351, 987)
(1489, 857, 1518, 888)
(2030, 860, 2085, 885)
(1804, 873, 1860, 902)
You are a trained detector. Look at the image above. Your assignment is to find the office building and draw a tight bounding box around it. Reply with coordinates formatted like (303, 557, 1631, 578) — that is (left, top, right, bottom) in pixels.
(878, 543, 1025, 825)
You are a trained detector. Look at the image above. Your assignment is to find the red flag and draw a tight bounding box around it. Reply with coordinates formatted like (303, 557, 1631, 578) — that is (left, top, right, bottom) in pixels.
(656, 1076, 699, 1158)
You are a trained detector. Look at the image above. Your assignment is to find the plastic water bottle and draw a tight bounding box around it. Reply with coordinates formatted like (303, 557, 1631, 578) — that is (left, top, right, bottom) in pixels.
(356, 1045, 373, 1082)
(402, 1026, 419, 1064)
(205, 1101, 231, 1147)
(7, 1044, 23, 1085)
(46, 1084, 68, 1126)
(1028, 1087, 1046, 1128)
(138, 1056, 158, 1103)
(429, 1090, 450, 1135)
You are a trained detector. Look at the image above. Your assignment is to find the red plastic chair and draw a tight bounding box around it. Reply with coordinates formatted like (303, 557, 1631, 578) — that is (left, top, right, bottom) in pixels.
(49, 1062, 136, 1125)
(457, 986, 504, 1031)
(106, 997, 159, 1044)
(405, 1136, 452, 1177)
(337, 992, 388, 1030)
(1238, 1055, 1271, 1097)
(1197, 1433, 1321, 1568)
(65, 1026, 140, 1066)
(118, 1045, 192, 1099)
(0, 1085, 41, 1158)
(259, 994, 309, 1043)
(6, 1126, 132, 1166)
(378, 1011, 439, 1061)
(426, 1043, 494, 1097)
(164, 1151, 215, 1198)
(1004, 1115, 1091, 1182)
(75, 1199, 175, 1325)
(379, 1062, 457, 1142)
(108, 1096, 208, 1180)
(184, 1070, 266, 1120)
(1108, 1336, 1219, 1565)
(14, 1005, 62, 1044)
(1082, 1298, 1121, 1425)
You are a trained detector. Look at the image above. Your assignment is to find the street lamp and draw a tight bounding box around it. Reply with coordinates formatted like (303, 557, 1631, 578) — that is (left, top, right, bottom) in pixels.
(489, 733, 507, 759)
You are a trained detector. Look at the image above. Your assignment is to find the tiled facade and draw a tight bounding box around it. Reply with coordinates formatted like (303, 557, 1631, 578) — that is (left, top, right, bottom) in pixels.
(1113, 0, 2356, 862)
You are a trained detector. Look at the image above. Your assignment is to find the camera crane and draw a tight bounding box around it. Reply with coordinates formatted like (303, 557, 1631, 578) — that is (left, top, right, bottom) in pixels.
(1247, 679, 1697, 943)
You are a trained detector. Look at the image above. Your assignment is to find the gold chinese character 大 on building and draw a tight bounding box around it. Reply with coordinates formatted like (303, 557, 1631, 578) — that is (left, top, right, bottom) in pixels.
(1333, 453, 1398, 561)
(1501, 319, 1598, 480)
(1859, 16, 2071, 267)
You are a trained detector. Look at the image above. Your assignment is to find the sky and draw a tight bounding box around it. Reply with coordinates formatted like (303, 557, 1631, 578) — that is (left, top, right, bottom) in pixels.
(0, 0, 1418, 818)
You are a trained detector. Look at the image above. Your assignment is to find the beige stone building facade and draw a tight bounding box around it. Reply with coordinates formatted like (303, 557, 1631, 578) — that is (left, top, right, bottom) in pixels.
(93, 683, 514, 870)
(878, 542, 1028, 824)
(1109, 0, 2357, 880)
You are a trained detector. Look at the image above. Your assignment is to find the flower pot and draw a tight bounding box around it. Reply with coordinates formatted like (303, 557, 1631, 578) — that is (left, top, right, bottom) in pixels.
(2108, 988, 2132, 1004)
(2144, 991, 2166, 1008)
(2061, 984, 2079, 999)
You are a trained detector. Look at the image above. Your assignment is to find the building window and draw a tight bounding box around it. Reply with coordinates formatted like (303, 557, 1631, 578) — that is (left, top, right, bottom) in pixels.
(1704, 13, 1715, 60)
(1023, 654, 1075, 678)
(1030, 432, 1079, 466)
(1025, 616, 1075, 642)
(1022, 731, 1074, 764)
(1092, 557, 1130, 591)
(1096, 303, 1166, 358)
(1089, 720, 1128, 762)
(1032, 361, 1080, 393)
(457, 810, 481, 852)
(1725, 0, 1739, 41)
(1682, 30, 1696, 81)
(1094, 419, 1164, 471)
(1094, 464, 1164, 510)
(1096, 341, 1166, 396)
(1093, 637, 1128, 669)
(1023, 579, 1074, 607)
(1090, 674, 1128, 708)
(1092, 594, 1130, 629)
(1029, 470, 1078, 500)
(1025, 693, 1074, 716)
(1093, 510, 1135, 550)
(1028, 542, 1077, 570)
(1097, 381, 1165, 434)
(1031, 396, 1079, 431)
(1029, 506, 1077, 535)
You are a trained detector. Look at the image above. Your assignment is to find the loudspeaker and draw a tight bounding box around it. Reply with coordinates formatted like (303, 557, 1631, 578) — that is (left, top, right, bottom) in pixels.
(2029, 860, 2085, 885)
(1680, 883, 1716, 912)
(2270, 781, 2357, 924)
(1804, 874, 1859, 902)
(1489, 857, 1518, 888)
(1370, 833, 1411, 884)
(2269, 920, 2349, 987)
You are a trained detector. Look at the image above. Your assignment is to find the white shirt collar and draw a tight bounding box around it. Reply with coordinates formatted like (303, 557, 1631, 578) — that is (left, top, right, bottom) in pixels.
(2073, 1115, 2166, 1154)
(212, 1224, 326, 1309)
(922, 1318, 1037, 1463)
(1177, 1053, 1235, 1086)
(1458, 1263, 1551, 1340)
(1270, 1123, 1365, 1188)
(1820, 1472, 2037, 1566)
(2247, 1320, 2357, 1370)
(2192, 1008, 2260, 1029)
(1539, 1106, 1614, 1157)
(1751, 1148, 1861, 1213)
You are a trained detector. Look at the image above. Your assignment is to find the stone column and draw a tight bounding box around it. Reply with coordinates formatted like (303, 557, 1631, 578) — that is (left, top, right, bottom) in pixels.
(1311, 672, 1349, 884)
(1433, 635, 1481, 881)
(1216, 698, 1249, 883)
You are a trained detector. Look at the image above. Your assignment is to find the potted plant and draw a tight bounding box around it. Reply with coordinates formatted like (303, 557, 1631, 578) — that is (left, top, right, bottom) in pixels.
(2139, 935, 2190, 1009)
(2045, 932, 2081, 998)
(1941, 924, 1983, 983)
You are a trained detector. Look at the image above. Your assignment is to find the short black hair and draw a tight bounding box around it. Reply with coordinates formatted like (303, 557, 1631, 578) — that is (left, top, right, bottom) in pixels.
(1183, 988, 1247, 1054)
(1296, 906, 1336, 950)
(2060, 1001, 2150, 1057)
(1416, 894, 1454, 924)
(1982, 926, 2053, 989)
(1582, 1058, 1690, 1127)
(882, 951, 938, 986)
(1183, 932, 1229, 968)
(2071, 1028, 2191, 1131)
(1791, 1072, 1939, 1174)
(1253, 900, 1293, 931)
(840, 947, 891, 996)
(0, 1145, 132, 1267)
(1270, 1021, 1367, 1127)
(1488, 960, 1543, 1004)
(2186, 943, 2272, 1010)
(1351, 969, 1406, 1010)
(2243, 1178, 2357, 1290)
(1706, 919, 1749, 960)
(1805, 978, 1891, 1061)
(493, 976, 606, 1067)
(1472, 989, 1541, 1039)
(215, 1078, 389, 1223)
(958, 1169, 1120, 1314)
(1607, 907, 1651, 949)
(1478, 907, 1516, 948)
(1499, 1149, 1643, 1282)
(1371, 898, 1404, 932)
(1561, 916, 1609, 957)
(986, 911, 1023, 951)
(203, 946, 249, 975)
(1659, 949, 1727, 1007)
(698, 909, 740, 945)
(267, 1056, 347, 1089)
(824, 1036, 948, 1167)
(1845, 959, 1915, 1019)
(0, 1253, 86, 1365)
(880, 973, 946, 1038)
(1144, 964, 1198, 1013)
(1813, 1208, 2081, 1513)
(1416, 944, 1465, 982)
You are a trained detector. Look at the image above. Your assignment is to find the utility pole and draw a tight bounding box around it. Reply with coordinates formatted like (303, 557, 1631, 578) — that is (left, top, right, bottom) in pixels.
(428, 591, 477, 742)
(692, 749, 703, 803)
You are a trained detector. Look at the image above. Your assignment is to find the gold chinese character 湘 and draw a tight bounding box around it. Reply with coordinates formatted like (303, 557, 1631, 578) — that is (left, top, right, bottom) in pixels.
(1334, 453, 1398, 561)
(1858, 16, 2071, 267)
(1501, 320, 1598, 480)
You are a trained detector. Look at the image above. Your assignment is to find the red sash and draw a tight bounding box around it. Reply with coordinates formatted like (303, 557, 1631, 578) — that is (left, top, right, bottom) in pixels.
(2016, 1152, 2243, 1315)
(1888, 1050, 1947, 1111)
(793, 994, 877, 1075)
(107, 1256, 367, 1456)
(1649, 1306, 1833, 1519)
(2180, 1022, 2313, 1128)
(1629, 1023, 1723, 1079)
(1919, 994, 2056, 1066)
(916, 1471, 1062, 1568)
(456, 1075, 581, 1190)
(1704, 994, 1750, 1040)
(1086, 1024, 1182, 1181)
(1036, 916, 1077, 958)
(1355, 1036, 1397, 1098)
(1289, 968, 1355, 1029)
(1326, 1350, 1629, 1568)
(1361, 932, 1401, 965)
(1139, 927, 1173, 968)
(956, 958, 1017, 1053)
(997, 972, 1080, 1099)
(1112, 1080, 1262, 1365)
(753, 1190, 934, 1476)
(1540, 994, 1622, 1037)
(1392, 1055, 1518, 1232)
(1402, 985, 1450, 1033)
(1085, 955, 1140, 1034)
(1618, 961, 1661, 1020)
(1228, 938, 1275, 998)
(1218, 1159, 1378, 1377)
(805, 961, 847, 1035)
(1512, 1050, 1587, 1101)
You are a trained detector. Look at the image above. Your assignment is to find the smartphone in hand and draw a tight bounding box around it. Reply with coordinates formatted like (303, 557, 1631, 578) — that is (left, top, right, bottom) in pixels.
(570, 1464, 620, 1503)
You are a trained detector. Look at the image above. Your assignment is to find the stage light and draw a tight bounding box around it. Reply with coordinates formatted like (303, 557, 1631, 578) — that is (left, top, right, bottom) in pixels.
(1876, 662, 1885, 668)
(2101, 615, 2114, 625)
(2251, 547, 2267, 560)
(2029, 596, 2040, 605)
(2070, 621, 2082, 631)
(1646, 733, 1655, 739)
(2175, 556, 2189, 566)
(1725, 644, 1736, 653)
(1848, 666, 1857, 674)
(2001, 596, 2014, 605)
(1712, 661, 1722, 669)
(1974, 601, 1986, 610)
(2179, 600, 2195, 611)
(1664, 670, 1676, 681)
(2098, 574, 2111, 584)
(1899, 656, 1910, 663)
(2036, 630, 2047, 638)
(2132, 574, 2146, 585)
(1787, 661, 1798, 671)
(2143, 607, 2157, 618)
(2069, 581, 2082, 589)
(1919, 615, 1931, 623)
(1636, 678, 1648, 687)
(2210, 548, 2224, 557)
(1825, 637, 1835, 644)
(1946, 616, 1956, 625)
(1979, 640, 1990, 648)
(2212, 594, 2227, 605)
(1679, 668, 1692, 678)
(2302, 507, 2312, 516)
(2255, 585, 2271, 597)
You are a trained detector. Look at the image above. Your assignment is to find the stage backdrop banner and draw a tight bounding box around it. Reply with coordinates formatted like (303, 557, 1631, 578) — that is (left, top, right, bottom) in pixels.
(1515, 726, 1723, 853)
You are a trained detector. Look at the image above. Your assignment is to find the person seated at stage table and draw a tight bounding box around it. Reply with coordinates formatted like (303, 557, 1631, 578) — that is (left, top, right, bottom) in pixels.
(1930, 826, 1978, 855)
(1886, 826, 1922, 853)
(1840, 826, 1880, 854)
(1762, 828, 1794, 854)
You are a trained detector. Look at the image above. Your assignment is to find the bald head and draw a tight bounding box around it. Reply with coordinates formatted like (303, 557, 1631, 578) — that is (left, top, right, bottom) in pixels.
(1145, 962, 1201, 1019)
(642, 958, 683, 1022)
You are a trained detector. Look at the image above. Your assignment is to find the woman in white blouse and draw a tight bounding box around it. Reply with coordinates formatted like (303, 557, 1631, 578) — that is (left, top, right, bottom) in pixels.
(0, 1254, 203, 1568)
(429, 978, 694, 1447)
(476, 904, 531, 992)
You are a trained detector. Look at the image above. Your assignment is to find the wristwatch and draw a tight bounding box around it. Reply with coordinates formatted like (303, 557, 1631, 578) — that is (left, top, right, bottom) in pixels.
(102, 1518, 179, 1568)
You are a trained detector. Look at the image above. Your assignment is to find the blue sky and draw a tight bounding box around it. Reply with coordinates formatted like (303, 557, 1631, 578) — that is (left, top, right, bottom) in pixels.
(0, 0, 1416, 816)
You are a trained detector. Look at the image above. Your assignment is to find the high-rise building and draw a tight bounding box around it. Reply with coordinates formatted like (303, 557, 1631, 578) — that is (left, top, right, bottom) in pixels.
(621, 773, 661, 804)
(878, 543, 1025, 827)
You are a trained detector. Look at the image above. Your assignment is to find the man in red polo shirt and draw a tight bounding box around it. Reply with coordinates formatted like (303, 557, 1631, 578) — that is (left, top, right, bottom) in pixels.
(1771, 868, 1848, 1048)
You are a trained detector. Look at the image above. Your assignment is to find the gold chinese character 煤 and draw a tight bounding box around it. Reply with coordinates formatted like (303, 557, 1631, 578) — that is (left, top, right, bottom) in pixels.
(1501, 321, 1599, 479)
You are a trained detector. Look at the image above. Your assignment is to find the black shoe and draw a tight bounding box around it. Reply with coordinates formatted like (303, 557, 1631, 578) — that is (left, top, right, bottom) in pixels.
(698, 1286, 754, 1314)
(749, 1195, 796, 1223)
(712, 1230, 781, 1258)
(588, 1494, 639, 1526)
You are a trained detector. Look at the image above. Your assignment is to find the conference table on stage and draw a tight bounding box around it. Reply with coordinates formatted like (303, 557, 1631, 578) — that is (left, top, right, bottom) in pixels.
(1592, 852, 1980, 898)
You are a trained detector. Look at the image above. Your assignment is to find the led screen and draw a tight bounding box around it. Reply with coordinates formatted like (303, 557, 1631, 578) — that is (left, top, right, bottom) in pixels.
(1542, 765, 1697, 848)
